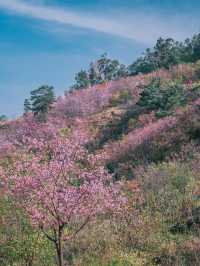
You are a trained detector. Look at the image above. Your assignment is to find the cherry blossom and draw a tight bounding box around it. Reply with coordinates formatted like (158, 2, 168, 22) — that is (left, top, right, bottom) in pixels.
(7, 135, 126, 266)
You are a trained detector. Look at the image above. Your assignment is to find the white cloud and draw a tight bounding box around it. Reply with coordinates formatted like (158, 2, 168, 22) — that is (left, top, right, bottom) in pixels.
(0, 0, 199, 44)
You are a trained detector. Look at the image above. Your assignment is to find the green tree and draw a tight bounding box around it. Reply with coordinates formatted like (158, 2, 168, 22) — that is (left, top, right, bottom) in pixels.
(128, 54, 156, 75)
(153, 38, 180, 69)
(71, 70, 90, 90)
(0, 115, 7, 121)
(138, 79, 186, 117)
(28, 85, 55, 121)
(128, 38, 181, 75)
(72, 54, 127, 90)
(89, 54, 127, 85)
(181, 34, 200, 62)
(23, 98, 31, 114)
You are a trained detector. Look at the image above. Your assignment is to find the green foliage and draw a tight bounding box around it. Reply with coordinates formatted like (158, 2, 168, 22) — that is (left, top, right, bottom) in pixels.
(128, 38, 181, 75)
(66, 219, 149, 266)
(182, 34, 200, 63)
(90, 53, 127, 84)
(59, 127, 72, 138)
(72, 54, 127, 90)
(0, 115, 7, 121)
(71, 70, 90, 90)
(110, 89, 132, 107)
(23, 98, 31, 114)
(195, 60, 200, 79)
(138, 79, 186, 117)
(127, 118, 137, 129)
(128, 34, 200, 76)
(25, 85, 55, 121)
(70, 33, 200, 91)
(87, 105, 146, 152)
(70, 33, 200, 92)
(130, 161, 200, 266)
(62, 160, 200, 266)
(0, 197, 55, 266)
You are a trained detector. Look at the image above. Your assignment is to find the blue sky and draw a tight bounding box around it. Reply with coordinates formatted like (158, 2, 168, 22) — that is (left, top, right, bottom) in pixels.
(0, 0, 200, 118)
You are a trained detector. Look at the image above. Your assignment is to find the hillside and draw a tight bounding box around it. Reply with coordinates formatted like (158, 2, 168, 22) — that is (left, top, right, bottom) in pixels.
(0, 60, 200, 265)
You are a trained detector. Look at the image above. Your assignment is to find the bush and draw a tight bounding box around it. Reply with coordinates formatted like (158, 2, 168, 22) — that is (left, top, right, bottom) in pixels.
(195, 60, 200, 79)
(0, 196, 55, 266)
(138, 79, 186, 118)
(110, 89, 132, 107)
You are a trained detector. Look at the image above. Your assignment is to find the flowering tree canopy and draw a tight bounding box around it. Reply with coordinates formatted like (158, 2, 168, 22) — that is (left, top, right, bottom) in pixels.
(7, 135, 125, 266)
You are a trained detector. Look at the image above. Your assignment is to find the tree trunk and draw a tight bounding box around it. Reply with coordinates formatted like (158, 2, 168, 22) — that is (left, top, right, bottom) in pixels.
(56, 229, 64, 266)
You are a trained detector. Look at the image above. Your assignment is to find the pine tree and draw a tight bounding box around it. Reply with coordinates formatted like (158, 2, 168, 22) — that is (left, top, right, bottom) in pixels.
(24, 85, 55, 121)
(23, 98, 31, 114)
(0, 115, 7, 121)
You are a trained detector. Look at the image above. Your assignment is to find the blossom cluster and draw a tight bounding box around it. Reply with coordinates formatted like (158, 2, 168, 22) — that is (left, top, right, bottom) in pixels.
(7, 135, 125, 236)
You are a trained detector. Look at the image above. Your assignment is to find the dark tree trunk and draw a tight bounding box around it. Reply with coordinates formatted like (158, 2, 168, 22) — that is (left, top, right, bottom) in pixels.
(56, 228, 64, 266)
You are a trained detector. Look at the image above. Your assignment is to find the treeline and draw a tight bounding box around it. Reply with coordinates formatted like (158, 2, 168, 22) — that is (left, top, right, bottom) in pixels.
(71, 53, 127, 90)
(71, 33, 200, 90)
(22, 33, 200, 120)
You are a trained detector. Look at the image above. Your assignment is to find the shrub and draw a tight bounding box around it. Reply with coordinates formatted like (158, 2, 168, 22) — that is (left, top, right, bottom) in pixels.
(195, 60, 200, 79)
(138, 79, 186, 118)
(110, 89, 132, 107)
(0, 196, 55, 266)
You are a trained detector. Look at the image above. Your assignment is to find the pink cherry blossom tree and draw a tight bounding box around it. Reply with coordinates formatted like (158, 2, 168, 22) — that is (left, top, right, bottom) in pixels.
(7, 135, 125, 266)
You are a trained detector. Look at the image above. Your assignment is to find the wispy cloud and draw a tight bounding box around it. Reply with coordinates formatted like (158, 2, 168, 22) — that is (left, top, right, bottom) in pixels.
(0, 0, 199, 44)
(0, 0, 137, 40)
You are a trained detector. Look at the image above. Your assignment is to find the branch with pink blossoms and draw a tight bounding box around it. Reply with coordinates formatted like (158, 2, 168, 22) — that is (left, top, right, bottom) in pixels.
(5, 135, 126, 266)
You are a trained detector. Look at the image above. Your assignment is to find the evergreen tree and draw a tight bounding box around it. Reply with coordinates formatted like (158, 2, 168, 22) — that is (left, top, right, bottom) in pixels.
(89, 53, 127, 84)
(30, 85, 55, 120)
(71, 70, 90, 90)
(25, 86, 55, 121)
(72, 54, 127, 90)
(23, 98, 31, 114)
(0, 115, 7, 121)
